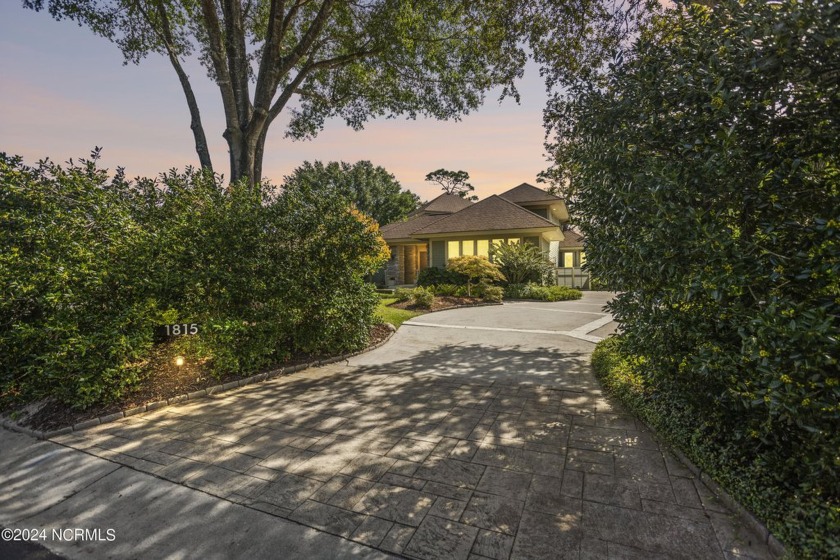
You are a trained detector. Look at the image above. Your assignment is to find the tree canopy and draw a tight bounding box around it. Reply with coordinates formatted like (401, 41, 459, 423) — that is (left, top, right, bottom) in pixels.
(24, 0, 654, 184)
(282, 160, 418, 225)
(425, 168, 477, 200)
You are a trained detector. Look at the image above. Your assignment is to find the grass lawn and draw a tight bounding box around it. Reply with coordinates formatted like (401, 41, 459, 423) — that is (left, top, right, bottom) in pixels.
(376, 297, 421, 328)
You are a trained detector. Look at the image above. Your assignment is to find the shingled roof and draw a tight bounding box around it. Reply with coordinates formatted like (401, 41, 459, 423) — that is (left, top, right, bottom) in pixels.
(499, 183, 562, 204)
(380, 214, 448, 241)
(411, 195, 557, 236)
(412, 193, 474, 215)
(558, 228, 585, 248)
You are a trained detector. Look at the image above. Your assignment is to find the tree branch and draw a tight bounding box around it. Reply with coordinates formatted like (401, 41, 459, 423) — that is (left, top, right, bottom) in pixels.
(253, 0, 286, 113)
(198, 0, 240, 135)
(138, 1, 213, 170)
(276, 0, 337, 78)
(220, 0, 252, 125)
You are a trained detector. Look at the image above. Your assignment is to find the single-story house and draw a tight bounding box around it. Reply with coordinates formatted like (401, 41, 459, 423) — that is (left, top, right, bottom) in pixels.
(376, 182, 587, 287)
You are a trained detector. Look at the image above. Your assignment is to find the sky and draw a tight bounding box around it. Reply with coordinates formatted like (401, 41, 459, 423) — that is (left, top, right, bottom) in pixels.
(0, 4, 553, 201)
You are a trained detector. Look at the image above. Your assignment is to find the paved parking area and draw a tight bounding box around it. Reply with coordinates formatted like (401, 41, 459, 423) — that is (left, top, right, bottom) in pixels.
(45, 293, 772, 559)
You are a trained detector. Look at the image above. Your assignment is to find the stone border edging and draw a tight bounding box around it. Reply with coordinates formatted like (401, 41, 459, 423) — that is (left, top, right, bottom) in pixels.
(398, 301, 503, 316)
(0, 323, 398, 441)
(637, 418, 786, 558)
(503, 298, 584, 303)
(426, 301, 503, 312)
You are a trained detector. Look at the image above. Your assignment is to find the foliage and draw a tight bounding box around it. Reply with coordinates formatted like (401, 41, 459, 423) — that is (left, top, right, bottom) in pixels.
(25, 0, 659, 183)
(1, 152, 388, 409)
(481, 285, 504, 303)
(416, 266, 468, 287)
(409, 287, 435, 309)
(424, 169, 478, 201)
(393, 288, 413, 303)
(554, 1, 840, 555)
(503, 283, 582, 302)
(491, 241, 555, 285)
(282, 160, 419, 225)
(446, 256, 505, 296)
(593, 336, 839, 559)
(0, 152, 154, 408)
(431, 284, 460, 297)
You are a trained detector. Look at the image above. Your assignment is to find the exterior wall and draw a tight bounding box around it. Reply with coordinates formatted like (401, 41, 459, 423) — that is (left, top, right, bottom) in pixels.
(523, 205, 560, 225)
(397, 245, 406, 284)
(431, 240, 446, 268)
(405, 245, 417, 283)
(426, 234, 559, 267)
(558, 249, 586, 268)
(554, 267, 590, 289)
(379, 243, 428, 286)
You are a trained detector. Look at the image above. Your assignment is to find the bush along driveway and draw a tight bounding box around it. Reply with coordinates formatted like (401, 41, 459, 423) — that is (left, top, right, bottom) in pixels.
(7, 293, 775, 560)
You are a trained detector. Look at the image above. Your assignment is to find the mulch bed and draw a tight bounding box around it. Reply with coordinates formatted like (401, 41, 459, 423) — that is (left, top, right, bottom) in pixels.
(389, 295, 486, 312)
(4, 323, 393, 433)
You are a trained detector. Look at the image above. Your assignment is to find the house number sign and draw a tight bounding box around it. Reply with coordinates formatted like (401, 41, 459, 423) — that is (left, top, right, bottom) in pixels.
(154, 323, 200, 340)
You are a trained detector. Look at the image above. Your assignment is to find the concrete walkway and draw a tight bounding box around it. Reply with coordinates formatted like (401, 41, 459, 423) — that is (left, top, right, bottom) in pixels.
(1, 292, 773, 559)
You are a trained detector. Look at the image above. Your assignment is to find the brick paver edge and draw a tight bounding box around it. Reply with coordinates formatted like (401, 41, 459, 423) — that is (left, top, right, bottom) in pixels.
(641, 418, 786, 558)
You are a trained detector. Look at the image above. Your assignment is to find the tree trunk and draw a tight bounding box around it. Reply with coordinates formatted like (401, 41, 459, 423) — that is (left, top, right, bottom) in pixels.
(227, 126, 264, 185)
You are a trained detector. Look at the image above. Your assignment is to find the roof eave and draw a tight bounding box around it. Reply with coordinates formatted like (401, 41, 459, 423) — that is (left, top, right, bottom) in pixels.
(413, 226, 561, 239)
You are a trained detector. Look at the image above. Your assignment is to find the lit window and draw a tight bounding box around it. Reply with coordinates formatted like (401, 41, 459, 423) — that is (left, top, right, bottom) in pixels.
(563, 252, 574, 268)
(462, 240, 475, 256)
(580, 252, 586, 265)
(508, 238, 520, 245)
(447, 241, 460, 259)
(476, 240, 490, 258)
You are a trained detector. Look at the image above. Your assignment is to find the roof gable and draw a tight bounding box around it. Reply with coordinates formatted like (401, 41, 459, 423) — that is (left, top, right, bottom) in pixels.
(411, 195, 558, 236)
(499, 182, 562, 204)
(411, 193, 474, 216)
(558, 228, 585, 248)
(380, 214, 449, 240)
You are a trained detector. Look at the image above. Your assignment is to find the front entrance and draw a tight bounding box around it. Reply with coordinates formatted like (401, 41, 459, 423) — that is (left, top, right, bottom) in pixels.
(382, 244, 429, 287)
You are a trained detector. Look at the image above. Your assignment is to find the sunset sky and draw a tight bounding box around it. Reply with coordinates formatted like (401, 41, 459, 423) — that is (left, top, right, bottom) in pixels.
(0, 4, 552, 202)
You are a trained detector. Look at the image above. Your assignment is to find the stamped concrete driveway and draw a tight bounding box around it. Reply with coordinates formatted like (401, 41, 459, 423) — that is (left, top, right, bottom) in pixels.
(45, 292, 772, 560)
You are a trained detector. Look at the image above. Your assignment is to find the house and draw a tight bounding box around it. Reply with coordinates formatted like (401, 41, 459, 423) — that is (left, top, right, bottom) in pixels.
(377, 182, 587, 287)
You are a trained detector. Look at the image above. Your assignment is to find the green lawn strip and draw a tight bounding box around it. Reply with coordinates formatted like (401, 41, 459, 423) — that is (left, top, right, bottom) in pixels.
(376, 298, 422, 329)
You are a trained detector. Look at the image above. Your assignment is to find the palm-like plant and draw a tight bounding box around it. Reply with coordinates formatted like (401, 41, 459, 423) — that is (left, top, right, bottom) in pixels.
(491, 242, 554, 285)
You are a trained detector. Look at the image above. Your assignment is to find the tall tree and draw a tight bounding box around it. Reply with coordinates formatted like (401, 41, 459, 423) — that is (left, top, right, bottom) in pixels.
(282, 160, 419, 225)
(23, 1, 652, 185)
(23, 1, 529, 184)
(425, 168, 478, 200)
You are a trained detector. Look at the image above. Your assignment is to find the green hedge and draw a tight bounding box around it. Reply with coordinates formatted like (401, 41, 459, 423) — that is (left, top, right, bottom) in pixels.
(556, 2, 839, 556)
(503, 283, 582, 302)
(1, 152, 388, 409)
(593, 336, 838, 558)
(416, 266, 467, 287)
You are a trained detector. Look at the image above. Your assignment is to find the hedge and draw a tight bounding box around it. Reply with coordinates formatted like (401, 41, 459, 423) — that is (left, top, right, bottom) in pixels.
(1, 152, 388, 409)
(555, 1, 839, 556)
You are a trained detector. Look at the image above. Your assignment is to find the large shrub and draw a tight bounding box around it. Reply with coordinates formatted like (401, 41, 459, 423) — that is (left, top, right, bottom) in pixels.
(416, 266, 467, 287)
(1, 153, 155, 408)
(504, 283, 582, 302)
(491, 241, 554, 284)
(553, 1, 839, 555)
(1, 153, 388, 409)
(446, 256, 505, 296)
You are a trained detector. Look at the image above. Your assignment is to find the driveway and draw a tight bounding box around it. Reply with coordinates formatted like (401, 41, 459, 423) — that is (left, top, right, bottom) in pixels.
(1, 292, 773, 559)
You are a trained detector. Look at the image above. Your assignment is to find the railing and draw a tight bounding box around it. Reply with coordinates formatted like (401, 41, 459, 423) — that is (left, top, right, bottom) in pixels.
(554, 267, 590, 289)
